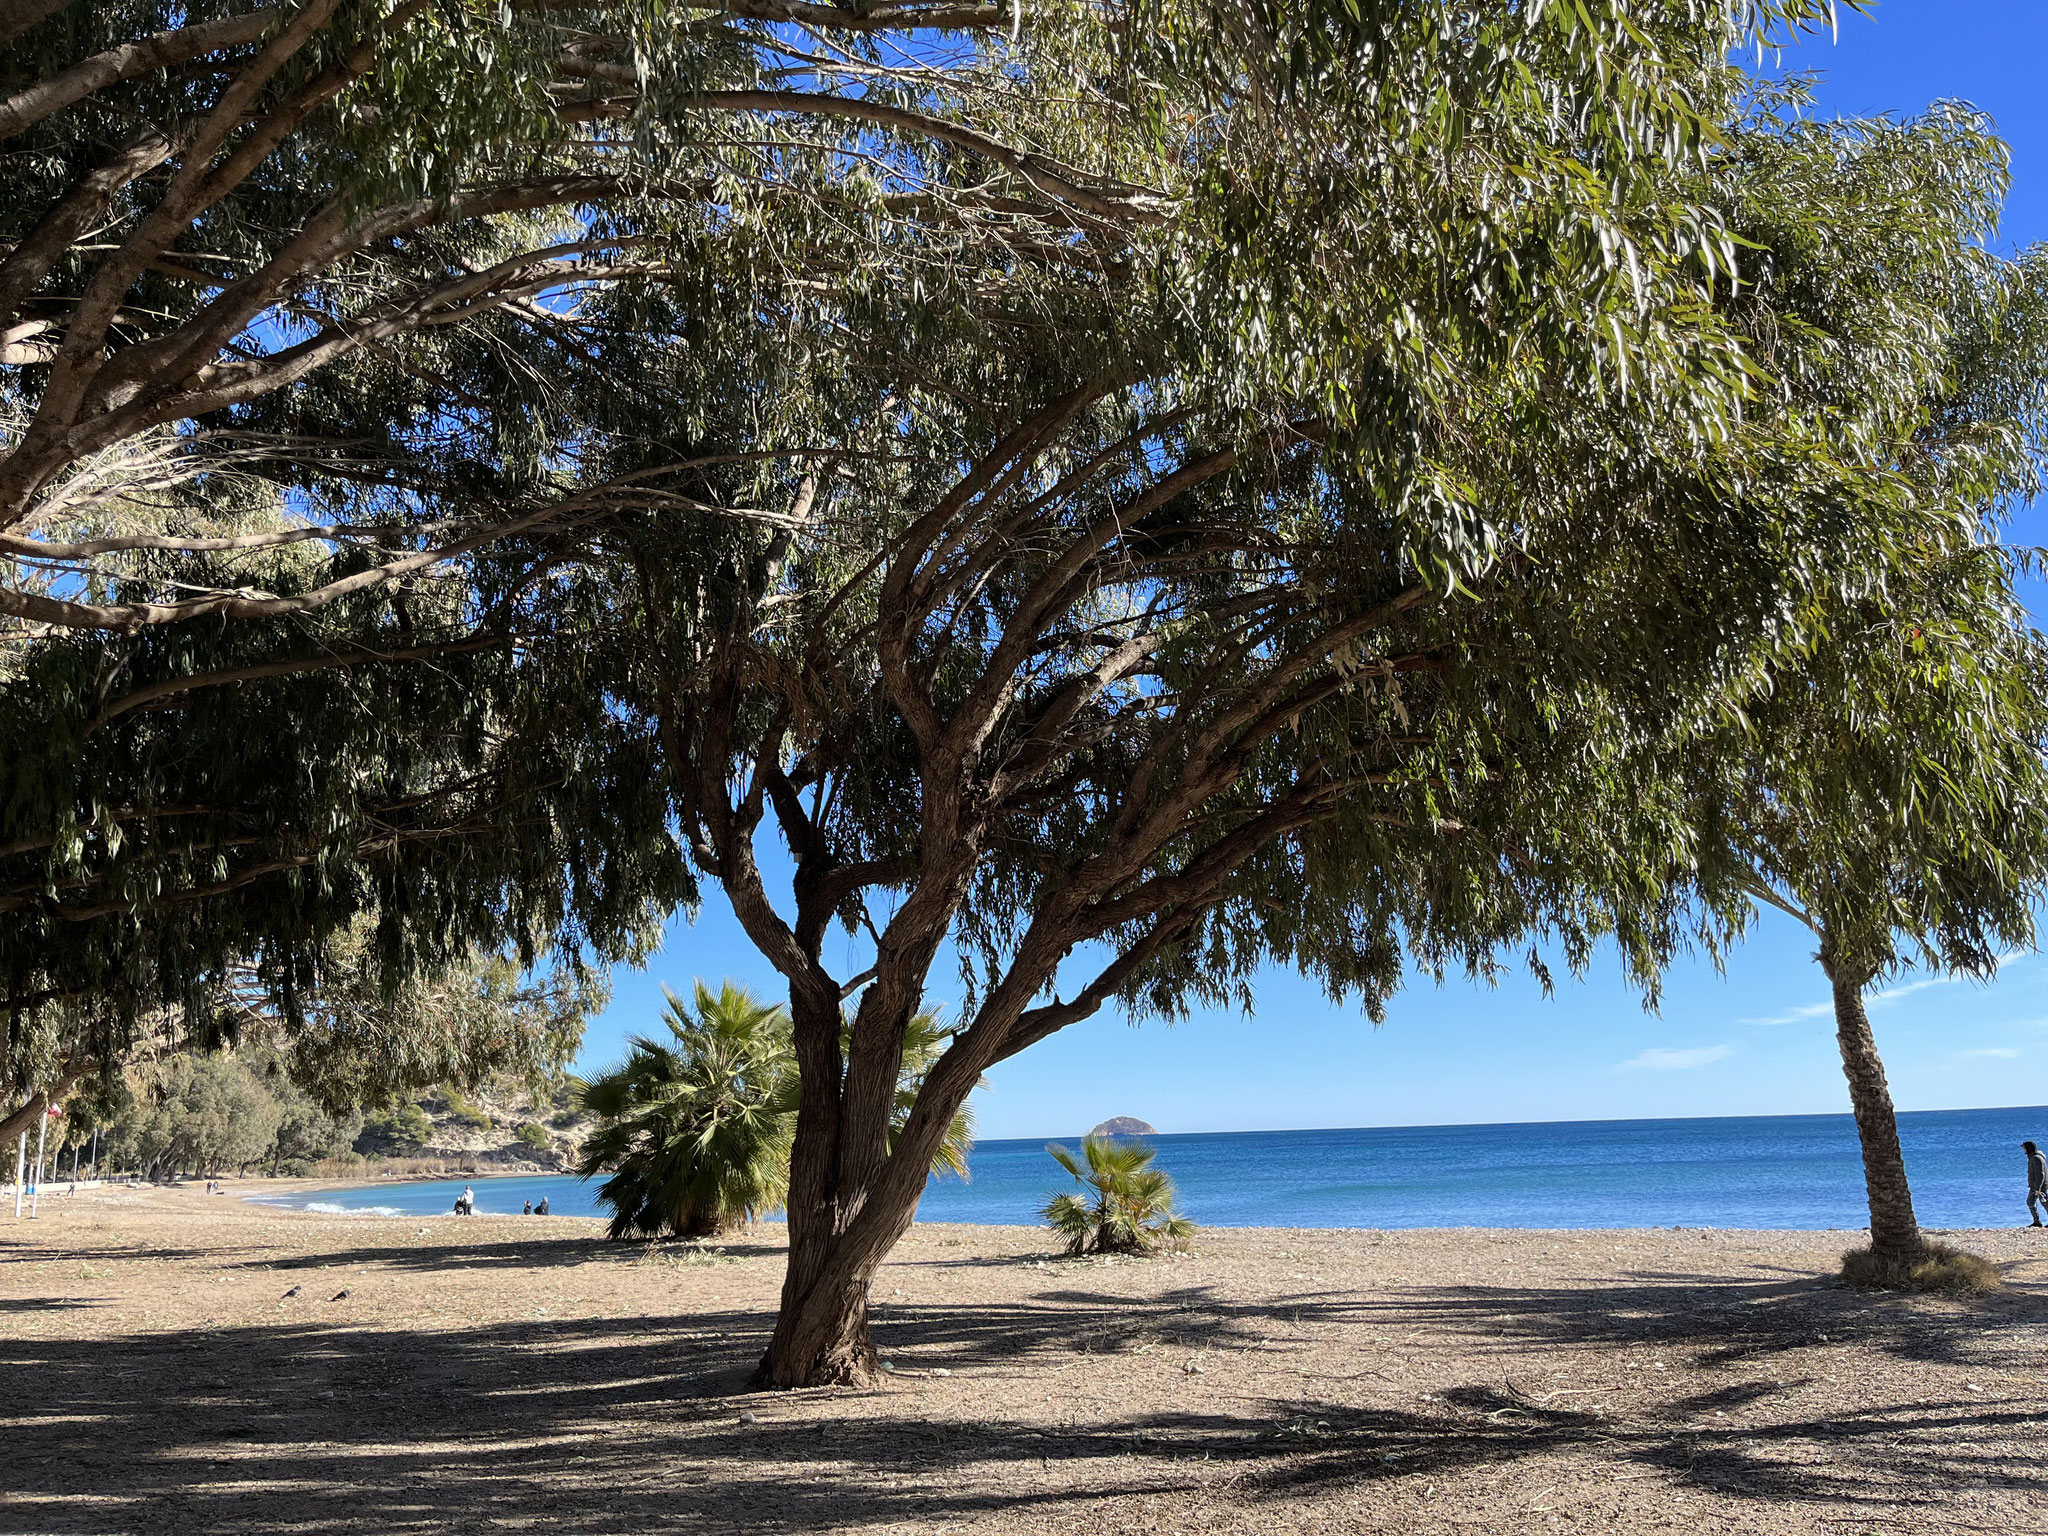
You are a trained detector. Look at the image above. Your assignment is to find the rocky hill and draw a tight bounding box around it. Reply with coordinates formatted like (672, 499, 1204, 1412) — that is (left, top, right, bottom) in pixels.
(354, 1080, 593, 1172)
(1089, 1116, 1158, 1138)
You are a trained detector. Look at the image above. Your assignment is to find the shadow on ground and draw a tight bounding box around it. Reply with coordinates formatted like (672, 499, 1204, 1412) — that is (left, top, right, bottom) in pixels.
(3, 1256, 2043, 1533)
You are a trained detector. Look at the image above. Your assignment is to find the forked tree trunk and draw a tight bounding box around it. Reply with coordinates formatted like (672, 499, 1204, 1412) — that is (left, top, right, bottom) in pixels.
(756, 1002, 982, 1387)
(1826, 958, 1923, 1262)
(756, 1168, 924, 1387)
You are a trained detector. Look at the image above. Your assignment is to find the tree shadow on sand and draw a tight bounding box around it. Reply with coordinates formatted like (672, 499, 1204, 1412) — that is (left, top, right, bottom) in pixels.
(3, 1261, 2043, 1533)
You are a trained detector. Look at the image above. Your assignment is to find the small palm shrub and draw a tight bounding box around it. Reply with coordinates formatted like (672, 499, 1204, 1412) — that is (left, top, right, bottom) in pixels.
(577, 981, 975, 1240)
(1042, 1135, 1195, 1256)
(576, 982, 796, 1240)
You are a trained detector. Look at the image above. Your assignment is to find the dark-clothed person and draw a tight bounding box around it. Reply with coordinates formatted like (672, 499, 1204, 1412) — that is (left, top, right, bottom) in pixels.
(2026, 1141, 2047, 1227)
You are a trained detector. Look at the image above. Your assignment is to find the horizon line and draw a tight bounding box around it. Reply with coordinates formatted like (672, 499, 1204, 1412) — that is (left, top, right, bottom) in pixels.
(989, 1101, 2048, 1143)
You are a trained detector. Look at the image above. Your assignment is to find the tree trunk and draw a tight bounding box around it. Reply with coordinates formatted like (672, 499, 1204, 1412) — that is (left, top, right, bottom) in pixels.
(756, 1034, 976, 1387)
(759, 1253, 879, 1387)
(1827, 959, 1923, 1262)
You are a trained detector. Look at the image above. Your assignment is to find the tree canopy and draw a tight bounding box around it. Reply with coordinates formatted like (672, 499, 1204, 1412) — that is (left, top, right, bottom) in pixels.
(18, 0, 2039, 1387)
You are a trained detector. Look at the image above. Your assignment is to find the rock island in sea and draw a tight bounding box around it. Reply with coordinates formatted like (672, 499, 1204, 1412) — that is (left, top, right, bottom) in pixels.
(1088, 1116, 1157, 1137)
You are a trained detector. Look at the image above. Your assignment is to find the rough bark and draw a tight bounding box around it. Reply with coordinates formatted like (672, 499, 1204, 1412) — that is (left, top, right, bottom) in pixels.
(1826, 958, 1924, 1262)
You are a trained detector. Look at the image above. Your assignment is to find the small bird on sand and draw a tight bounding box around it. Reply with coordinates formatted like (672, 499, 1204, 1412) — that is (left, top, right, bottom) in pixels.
(280, 1285, 302, 1298)
(329, 1289, 350, 1301)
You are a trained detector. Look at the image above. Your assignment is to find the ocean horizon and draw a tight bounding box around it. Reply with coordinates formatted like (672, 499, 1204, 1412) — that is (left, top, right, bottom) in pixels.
(249, 1102, 2048, 1231)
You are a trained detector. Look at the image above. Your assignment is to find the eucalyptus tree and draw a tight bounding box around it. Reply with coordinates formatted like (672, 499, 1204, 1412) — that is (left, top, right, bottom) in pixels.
(1725, 557, 2048, 1278)
(2, 0, 1144, 1121)
(5, 0, 1872, 1387)
(0, 0, 1150, 638)
(512, 9, 1916, 1384)
(1686, 109, 2048, 1273)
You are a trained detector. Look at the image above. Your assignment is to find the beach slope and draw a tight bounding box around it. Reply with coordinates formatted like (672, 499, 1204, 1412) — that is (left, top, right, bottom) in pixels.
(3, 1184, 2044, 1534)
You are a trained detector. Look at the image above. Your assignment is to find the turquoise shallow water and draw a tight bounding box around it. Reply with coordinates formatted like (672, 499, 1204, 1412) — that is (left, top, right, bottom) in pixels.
(249, 1104, 2048, 1229)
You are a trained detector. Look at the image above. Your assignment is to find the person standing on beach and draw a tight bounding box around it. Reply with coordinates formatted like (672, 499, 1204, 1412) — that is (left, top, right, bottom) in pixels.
(2026, 1142, 2048, 1227)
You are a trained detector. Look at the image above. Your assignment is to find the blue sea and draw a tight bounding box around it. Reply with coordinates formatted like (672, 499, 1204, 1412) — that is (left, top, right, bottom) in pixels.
(249, 1104, 2048, 1230)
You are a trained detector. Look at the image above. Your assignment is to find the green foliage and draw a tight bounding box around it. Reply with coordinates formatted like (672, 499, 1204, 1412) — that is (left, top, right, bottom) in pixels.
(576, 981, 799, 1240)
(439, 1090, 495, 1131)
(514, 1121, 551, 1150)
(575, 981, 973, 1239)
(1674, 99, 2048, 989)
(103, 1047, 356, 1176)
(360, 1102, 435, 1154)
(1041, 1136, 1195, 1257)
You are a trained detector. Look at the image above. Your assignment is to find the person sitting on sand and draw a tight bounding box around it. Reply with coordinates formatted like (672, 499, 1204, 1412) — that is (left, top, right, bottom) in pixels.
(523, 1200, 533, 1215)
(2026, 1141, 2047, 1227)
(534, 1196, 549, 1216)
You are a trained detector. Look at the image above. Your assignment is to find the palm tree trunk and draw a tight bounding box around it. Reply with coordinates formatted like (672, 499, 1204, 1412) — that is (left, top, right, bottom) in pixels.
(1827, 958, 1923, 1262)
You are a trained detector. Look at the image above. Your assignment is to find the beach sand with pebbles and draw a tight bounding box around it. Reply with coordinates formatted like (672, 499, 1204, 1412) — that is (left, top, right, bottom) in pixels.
(3, 1181, 2046, 1535)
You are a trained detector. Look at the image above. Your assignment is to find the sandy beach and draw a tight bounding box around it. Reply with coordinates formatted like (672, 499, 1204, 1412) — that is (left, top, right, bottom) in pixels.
(2, 1183, 2045, 1535)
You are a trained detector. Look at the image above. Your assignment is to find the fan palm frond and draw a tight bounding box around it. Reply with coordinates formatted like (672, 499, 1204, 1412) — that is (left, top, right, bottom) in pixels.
(1040, 1134, 1196, 1256)
(580, 983, 980, 1238)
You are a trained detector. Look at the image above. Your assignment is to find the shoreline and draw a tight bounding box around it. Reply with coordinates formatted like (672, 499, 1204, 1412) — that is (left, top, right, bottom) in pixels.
(230, 1172, 2047, 1238)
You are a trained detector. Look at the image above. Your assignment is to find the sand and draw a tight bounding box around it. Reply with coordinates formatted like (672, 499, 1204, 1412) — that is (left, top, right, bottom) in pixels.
(2, 1181, 2045, 1535)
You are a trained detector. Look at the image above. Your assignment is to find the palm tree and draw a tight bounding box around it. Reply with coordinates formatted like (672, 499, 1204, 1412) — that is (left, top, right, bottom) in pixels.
(577, 981, 975, 1239)
(576, 981, 796, 1239)
(1042, 1135, 1195, 1256)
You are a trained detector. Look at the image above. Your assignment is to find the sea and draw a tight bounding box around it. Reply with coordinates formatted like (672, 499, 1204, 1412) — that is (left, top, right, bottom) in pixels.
(247, 1103, 2048, 1231)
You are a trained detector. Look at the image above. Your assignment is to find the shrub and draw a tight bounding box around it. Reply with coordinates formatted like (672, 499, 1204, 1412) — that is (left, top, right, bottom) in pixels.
(1042, 1135, 1195, 1256)
(577, 980, 973, 1240)
(1840, 1240, 2003, 1294)
(441, 1090, 495, 1130)
(359, 1102, 435, 1152)
(514, 1122, 550, 1150)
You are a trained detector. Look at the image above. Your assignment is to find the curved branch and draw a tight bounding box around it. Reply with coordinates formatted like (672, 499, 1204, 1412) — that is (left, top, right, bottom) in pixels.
(0, 9, 280, 141)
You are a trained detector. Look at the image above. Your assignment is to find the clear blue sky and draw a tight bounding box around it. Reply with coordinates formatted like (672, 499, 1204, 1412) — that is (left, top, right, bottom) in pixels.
(572, 1, 2048, 1139)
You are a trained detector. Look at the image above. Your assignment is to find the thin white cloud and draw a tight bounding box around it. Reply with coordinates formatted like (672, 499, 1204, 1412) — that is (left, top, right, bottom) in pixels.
(1871, 952, 2031, 1007)
(1739, 1001, 1834, 1027)
(1624, 1044, 1734, 1071)
(1956, 1047, 2021, 1060)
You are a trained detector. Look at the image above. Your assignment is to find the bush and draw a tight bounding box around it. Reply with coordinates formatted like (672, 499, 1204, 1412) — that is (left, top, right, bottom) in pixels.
(1840, 1240, 2003, 1294)
(1042, 1135, 1195, 1256)
(359, 1102, 435, 1152)
(440, 1090, 495, 1130)
(514, 1121, 550, 1150)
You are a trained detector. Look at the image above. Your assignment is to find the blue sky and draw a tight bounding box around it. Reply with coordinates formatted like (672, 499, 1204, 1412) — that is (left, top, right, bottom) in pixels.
(571, 1, 2048, 1139)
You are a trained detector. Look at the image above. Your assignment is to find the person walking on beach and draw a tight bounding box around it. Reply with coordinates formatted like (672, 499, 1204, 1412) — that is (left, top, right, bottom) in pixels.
(2026, 1141, 2048, 1227)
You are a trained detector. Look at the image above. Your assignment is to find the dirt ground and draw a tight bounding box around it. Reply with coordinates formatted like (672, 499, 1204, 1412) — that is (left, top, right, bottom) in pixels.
(2, 1183, 2045, 1536)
